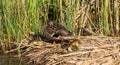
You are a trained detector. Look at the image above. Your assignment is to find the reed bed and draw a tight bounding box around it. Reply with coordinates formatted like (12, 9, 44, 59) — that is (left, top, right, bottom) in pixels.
(24, 36, 120, 65)
(0, 0, 120, 50)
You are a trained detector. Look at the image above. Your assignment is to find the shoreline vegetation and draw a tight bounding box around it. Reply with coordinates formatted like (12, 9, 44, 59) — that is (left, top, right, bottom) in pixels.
(0, 0, 120, 52)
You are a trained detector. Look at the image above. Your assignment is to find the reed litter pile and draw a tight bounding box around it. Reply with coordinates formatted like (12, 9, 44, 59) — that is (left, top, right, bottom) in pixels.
(21, 36, 120, 65)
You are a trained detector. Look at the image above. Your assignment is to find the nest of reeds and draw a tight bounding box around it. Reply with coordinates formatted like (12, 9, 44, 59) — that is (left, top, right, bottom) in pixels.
(7, 36, 120, 65)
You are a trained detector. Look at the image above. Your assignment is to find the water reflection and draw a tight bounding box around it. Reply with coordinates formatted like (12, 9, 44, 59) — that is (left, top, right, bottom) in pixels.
(0, 54, 28, 65)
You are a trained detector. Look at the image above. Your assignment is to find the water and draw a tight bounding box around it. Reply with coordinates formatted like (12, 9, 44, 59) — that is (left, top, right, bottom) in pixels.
(0, 54, 29, 65)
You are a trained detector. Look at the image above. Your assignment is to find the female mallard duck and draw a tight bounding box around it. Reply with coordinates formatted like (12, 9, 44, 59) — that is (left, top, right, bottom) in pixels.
(41, 21, 77, 42)
(41, 21, 79, 51)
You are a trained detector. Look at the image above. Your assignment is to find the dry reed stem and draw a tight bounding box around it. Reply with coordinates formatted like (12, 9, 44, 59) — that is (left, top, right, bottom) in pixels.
(24, 36, 120, 65)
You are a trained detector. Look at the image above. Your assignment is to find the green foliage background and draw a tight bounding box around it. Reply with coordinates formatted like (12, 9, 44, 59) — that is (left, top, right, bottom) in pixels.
(0, 0, 119, 44)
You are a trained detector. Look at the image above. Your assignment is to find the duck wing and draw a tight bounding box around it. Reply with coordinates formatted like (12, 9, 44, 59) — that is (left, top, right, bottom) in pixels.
(55, 23, 72, 36)
(42, 25, 56, 39)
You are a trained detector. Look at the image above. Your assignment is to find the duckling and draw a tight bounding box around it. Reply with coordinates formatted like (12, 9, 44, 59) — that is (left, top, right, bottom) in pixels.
(67, 39, 79, 52)
(61, 39, 79, 52)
